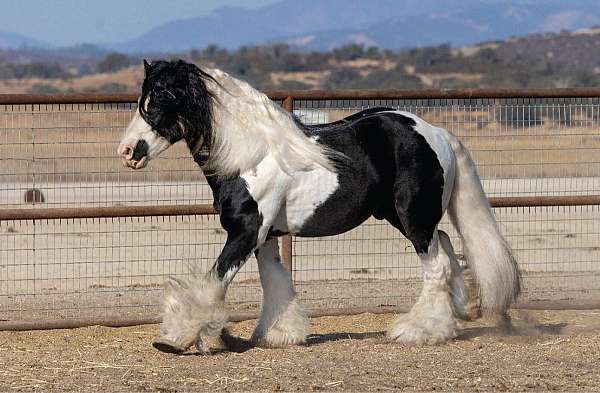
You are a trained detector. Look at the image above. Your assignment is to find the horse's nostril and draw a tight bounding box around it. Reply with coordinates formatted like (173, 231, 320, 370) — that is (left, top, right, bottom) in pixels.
(119, 144, 133, 157)
(132, 139, 149, 161)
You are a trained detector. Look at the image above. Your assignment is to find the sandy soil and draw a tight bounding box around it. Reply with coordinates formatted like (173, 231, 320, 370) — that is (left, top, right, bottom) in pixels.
(0, 310, 599, 392)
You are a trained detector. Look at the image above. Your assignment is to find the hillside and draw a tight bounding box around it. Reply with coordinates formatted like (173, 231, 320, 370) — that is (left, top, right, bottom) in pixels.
(112, 0, 600, 52)
(1, 27, 600, 94)
(0, 30, 49, 49)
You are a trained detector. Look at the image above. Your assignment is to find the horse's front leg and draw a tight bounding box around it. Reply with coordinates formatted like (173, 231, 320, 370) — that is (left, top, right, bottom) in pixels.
(152, 231, 257, 354)
(251, 237, 309, 347)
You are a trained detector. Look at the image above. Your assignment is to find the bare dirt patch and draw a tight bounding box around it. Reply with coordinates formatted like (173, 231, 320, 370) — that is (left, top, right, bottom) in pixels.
(1, 310, 599, 392)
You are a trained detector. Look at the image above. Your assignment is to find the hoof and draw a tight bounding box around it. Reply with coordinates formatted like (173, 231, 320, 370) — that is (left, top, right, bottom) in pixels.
(152, 337, 188, 354)
(251, 299, 309, 348)
(388, 315, 457, 345)
(252, 327, 307, 348)
(155, 273, 228, 355)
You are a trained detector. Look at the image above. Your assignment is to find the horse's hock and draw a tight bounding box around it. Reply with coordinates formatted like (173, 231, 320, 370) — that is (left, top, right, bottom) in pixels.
(1, 89, 600, 330)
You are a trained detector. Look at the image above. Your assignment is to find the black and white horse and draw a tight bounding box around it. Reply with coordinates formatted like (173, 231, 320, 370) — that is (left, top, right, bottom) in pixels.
(118, 60, 520, 354)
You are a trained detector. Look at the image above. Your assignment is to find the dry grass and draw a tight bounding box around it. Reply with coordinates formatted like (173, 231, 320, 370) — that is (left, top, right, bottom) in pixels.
(417, 72, 484, 87)
(0, 58, 398, 93)
(0, 67, 143, 94)
(270, 70, 331, 88)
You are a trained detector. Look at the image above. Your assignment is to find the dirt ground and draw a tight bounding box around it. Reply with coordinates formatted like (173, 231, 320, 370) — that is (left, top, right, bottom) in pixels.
(1, 310, 599, 392)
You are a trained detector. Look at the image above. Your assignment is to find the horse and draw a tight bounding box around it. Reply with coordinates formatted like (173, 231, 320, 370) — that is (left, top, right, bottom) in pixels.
(118, 59, 521, 354)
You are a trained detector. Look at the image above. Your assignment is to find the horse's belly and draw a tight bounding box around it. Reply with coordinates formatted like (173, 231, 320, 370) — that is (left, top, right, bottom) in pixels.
(293, 204, 372, 237)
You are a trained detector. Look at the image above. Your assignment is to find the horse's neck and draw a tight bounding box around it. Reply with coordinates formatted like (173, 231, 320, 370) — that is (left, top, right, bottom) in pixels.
(202, 68, 335, 176)
(207, 68, 266, 105)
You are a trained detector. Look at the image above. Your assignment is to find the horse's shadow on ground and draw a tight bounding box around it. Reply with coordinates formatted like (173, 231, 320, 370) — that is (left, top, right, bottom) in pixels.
(191, 322, 569, 355)
(306, 331, 385, 345)
(456, 322, 568, 340)
(214, 330, 385, 354)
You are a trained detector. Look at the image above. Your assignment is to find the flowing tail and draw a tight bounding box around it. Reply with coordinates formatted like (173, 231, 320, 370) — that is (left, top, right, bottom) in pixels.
(446, 134, 521, 314)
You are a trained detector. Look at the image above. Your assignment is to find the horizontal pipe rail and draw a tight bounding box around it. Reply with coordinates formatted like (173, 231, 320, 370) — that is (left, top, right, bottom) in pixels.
(487, 195, 600, 208)
(267, 88, 600, 101)
(1, 196, 599, 221)
(2, 87, 600, 105)
(0, 93, 139, 105)
(0, 204, 216, 221)
(3, 299, 599, 331)
(0, 307, 406, 331)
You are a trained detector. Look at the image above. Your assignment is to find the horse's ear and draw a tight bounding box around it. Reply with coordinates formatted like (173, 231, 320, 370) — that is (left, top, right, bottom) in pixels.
(143, 59, 151, 74)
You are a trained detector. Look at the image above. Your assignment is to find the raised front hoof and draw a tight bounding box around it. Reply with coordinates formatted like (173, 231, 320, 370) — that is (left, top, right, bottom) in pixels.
(388, 316, 457, 345)
(152, 337, 188, 354)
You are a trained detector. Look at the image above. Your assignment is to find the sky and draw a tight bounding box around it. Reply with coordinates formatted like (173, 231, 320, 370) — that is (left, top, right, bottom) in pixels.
(0, 0, 278, 46)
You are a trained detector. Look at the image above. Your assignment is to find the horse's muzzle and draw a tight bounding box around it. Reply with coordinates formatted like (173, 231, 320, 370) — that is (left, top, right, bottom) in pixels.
(118, 139, 149, 169)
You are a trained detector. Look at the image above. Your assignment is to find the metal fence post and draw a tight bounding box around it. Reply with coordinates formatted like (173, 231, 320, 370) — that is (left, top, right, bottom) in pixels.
(281, 96, 294, 271)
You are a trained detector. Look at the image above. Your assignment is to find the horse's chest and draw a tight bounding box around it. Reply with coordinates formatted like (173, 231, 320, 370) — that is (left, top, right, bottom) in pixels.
(241, 162, 341, 236)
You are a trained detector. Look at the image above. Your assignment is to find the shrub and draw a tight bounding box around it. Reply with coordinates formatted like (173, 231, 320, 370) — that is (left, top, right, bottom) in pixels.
(97, 52, 132, 73)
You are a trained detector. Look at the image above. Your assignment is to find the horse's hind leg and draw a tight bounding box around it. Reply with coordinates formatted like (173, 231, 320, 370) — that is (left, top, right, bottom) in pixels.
(438, 230, 472, 320)
(251, 238, 309, 347)
(388, 229, 458, 344)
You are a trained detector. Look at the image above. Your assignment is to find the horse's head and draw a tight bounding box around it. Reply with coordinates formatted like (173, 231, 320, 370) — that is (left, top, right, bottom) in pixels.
(118, 59, 214, 169)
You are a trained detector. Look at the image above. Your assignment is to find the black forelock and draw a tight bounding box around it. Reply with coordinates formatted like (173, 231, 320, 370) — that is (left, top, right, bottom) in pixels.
(139, 60, 215, 153)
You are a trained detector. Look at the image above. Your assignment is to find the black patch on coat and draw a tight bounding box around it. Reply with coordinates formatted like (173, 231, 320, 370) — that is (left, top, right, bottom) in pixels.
(295, 108, 444, 254)
(204, 174, 263, 279)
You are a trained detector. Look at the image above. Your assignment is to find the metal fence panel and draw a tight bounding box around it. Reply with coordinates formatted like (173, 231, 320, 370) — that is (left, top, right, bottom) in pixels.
(1, 92, 600, 329)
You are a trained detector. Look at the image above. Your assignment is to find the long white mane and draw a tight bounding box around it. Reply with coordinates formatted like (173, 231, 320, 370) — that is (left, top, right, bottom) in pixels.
(204, 69, 336, 176)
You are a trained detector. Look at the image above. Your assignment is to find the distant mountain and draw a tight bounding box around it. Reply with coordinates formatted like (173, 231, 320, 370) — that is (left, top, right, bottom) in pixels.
(284, 0, 600, 51)
(2, 0, 600, 53)
(0, 30, 50, 49)
(113, 0, 600, 52)
(114, 0, 401, 52)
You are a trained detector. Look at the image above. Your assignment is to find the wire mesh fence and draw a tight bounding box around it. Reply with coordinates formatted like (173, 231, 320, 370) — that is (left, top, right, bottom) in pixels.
(1, 92, 600, 329)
